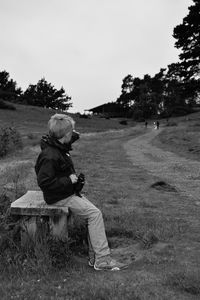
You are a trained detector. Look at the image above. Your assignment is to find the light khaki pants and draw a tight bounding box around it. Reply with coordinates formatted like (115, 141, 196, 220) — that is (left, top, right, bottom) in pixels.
(54, 195, 110, 259)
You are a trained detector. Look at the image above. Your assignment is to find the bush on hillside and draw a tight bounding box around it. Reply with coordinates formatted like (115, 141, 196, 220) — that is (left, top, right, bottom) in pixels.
(79, 114, 90, 119)
(0, 99, 16, 110)
(163, 106, 193, 118)
(0, 126, 22, 157)
(165, 122, 178, 127)
(119, 120, 128, 125)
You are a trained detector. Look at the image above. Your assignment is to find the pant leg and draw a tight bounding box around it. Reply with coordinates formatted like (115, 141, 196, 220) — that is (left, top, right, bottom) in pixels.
(54, 195, 110, 259)
(87, 232, 95, 260)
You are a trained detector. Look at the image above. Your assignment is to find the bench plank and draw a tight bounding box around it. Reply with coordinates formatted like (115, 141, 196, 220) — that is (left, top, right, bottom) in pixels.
(10, 190, 68, 216)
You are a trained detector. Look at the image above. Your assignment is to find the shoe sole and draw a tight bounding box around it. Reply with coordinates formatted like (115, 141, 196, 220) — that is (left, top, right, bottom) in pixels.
(88, 262, 94, 267)
(94, 265, 128, 271)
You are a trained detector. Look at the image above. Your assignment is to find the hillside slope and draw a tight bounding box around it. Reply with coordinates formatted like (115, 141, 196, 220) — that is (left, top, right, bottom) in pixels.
(0, 103, 135, 137)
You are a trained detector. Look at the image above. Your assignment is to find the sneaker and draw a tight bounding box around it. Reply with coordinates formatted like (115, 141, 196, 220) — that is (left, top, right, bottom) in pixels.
(88, 257, 95, 267)
(94, 256, 128, 271)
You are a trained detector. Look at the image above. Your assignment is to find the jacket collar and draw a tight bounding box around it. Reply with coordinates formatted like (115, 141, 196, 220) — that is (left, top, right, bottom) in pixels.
(40, 135, 72, 153)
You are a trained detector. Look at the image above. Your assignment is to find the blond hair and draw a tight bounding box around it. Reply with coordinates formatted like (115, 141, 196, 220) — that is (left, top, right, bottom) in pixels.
(48, 114, 75, 139)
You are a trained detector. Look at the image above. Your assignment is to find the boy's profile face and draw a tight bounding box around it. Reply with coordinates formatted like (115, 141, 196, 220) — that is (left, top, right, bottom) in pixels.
(61, 129, 73, 144)
(48, 114, 75, 143)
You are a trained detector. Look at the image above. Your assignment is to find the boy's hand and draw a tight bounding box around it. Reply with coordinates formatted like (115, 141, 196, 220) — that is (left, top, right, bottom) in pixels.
(74, 173, 85, 197)
(69, 174, 78, 184)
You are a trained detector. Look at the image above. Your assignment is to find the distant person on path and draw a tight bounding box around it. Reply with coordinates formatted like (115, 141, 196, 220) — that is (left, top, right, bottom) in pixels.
(35, 114, 127, 271)
(156, 121, 160, 129)
(153, 121, 157, 130)
(145, 121, 148, 128)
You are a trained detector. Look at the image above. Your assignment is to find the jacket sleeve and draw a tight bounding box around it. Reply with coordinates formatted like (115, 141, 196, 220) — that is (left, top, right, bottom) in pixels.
(36, 157, 74, 194)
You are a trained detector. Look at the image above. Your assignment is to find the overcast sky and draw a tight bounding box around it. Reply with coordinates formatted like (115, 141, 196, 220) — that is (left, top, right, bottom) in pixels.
(0, 0, 192, 113)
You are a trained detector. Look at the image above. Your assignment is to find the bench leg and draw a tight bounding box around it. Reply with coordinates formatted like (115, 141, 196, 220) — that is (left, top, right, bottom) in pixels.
(49, 215, 68, 240)
(20, 215, 68, 245)
(20, 216, 38, 246)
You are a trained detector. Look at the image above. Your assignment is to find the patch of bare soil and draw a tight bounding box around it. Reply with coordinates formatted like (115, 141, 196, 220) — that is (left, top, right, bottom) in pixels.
(151, 181, 177, 192)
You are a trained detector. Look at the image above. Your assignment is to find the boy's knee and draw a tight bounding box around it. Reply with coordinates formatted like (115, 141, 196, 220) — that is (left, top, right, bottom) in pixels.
(96, 207, 102, 215)
(95, 208, 103, 219)
(91, 207, 102, 219)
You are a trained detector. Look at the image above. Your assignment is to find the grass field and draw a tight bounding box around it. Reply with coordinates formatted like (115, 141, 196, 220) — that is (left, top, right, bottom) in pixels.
(1, 104, 200, 299)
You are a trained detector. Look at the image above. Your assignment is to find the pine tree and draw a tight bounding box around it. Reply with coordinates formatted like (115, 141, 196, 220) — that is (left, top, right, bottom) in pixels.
(173, 0, 200, 79)
(0, 70, 22, 101)
(22, 78, 72, 110)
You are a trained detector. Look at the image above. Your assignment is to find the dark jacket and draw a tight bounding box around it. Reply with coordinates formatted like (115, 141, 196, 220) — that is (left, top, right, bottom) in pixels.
(35, 132, 79, 204)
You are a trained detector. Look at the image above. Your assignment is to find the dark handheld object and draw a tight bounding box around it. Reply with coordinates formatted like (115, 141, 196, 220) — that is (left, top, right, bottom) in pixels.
(74, 173, 85, 197)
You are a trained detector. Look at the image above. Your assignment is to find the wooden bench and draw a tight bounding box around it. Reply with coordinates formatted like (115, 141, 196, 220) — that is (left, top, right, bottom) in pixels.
(10, 190, 69, 244)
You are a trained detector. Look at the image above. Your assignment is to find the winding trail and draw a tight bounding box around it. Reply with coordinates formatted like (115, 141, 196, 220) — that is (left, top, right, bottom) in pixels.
(124, 127, 200, 203)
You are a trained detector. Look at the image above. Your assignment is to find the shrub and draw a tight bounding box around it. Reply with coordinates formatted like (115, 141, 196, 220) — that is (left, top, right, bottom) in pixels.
(27, 132, 35, 139)
(0, 192, 21, 274)
(26, 133, 40, 146)
(0, 126, 23, 157)
(131, 108, 145, 121)
(165, 122, 178, 127)
(119, 120, 128, 125)
(79, 114, 90, 119)
(170, 105, 192, 117)
(189, 122, 200, 127)
(0, 99, 16, 110)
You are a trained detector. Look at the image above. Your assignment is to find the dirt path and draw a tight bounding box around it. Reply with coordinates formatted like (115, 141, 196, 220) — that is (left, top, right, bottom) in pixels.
(124, 127, 200, 204)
